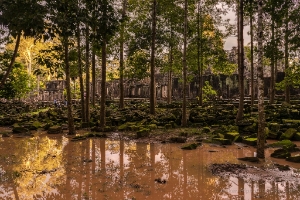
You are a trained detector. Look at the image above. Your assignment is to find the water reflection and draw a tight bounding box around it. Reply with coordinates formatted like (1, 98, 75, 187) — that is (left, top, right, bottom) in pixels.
(0, 136, 299, 199)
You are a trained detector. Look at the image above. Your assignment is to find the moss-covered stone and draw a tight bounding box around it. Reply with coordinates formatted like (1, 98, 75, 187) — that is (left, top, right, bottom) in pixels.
(47, 125, 62, 134)
(237, 157, 259, 162)
(267, 140, 297, 151)
(136, 128, 150, 138)
(12, 126, 29, 134)
(286, 155, 300, 163)
(148, 124, 158, 130)
(181, 143, 199, 150)
(212, 138, 232, 145)
(202, 127, 211, 133)
(268, 123, 280, 132)
(224, 132, 239, 141)
(293, 132, 300, 141)
(242, 138, 257, 146)
(271, 148, 291, 159)
(169, 136, 187, 143)
(280, 128, 297, 140)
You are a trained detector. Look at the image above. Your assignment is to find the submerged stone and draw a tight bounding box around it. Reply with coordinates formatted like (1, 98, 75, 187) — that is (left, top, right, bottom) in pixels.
(271, 148, 291, 159)
(212, 138, 232, 145)
(169, 136, 187, 143)
(47, 125, 63, 134)
(280, 128, 297, 140)
(286, 155, 300, 163)
(242, 138, 257, 146)
(181, 143, 199, 150)
(237, 157, 259, 163)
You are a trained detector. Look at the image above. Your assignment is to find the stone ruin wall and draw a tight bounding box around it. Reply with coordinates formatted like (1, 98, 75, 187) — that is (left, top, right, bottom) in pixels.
(36, 71, 300, 102)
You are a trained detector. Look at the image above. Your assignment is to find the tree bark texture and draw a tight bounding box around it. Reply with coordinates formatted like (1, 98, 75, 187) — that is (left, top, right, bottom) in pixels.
(0, 32, 21, 89)
(256, 0, 265, 159)
(85, 26, 90, 123)
(100, 41, 107, 128)
(236, 0, 245, 122)
(182, 0, 188, 127)
(64, 36, 76, 135)
(119, 0, 126, 109)
(77, 22, 86, 122)
(150, 0, 157, 115)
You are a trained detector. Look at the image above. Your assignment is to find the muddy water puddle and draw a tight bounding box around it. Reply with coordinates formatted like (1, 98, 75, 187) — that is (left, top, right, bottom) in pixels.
(0, 134, 300, 200)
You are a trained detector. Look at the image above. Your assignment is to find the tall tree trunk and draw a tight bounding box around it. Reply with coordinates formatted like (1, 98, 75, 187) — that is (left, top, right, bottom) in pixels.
(182, 0, 188, 127)
(64, 36, 76, 135)
(284, 13, 290, 103)
(256, 0, 265, 159)
(167, 49, 172, 104)
(92, 47, 96, 106)
(197, 0, 203, 106)
(119, 0, 127, 109)
(236, 0, 245, 122)
(150, 0, 157, 115)
(77, 21, 86, 122)
(100, 41, 107, 128)
(85, 26, 90, 123)
(270, 16, 275, 104)
(250, 3, 254, 107)
(0, 32, 21, 88)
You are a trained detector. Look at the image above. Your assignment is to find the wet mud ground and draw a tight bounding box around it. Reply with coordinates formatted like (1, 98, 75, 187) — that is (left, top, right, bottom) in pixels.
(0, 127, 300, 200)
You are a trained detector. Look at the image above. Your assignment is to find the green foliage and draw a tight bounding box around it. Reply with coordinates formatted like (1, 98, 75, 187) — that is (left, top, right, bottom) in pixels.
(202, 81, 217, 102)
(125, 50, 150, 80)
(276, 61, 300, 91)
(0, 63, 34, 99)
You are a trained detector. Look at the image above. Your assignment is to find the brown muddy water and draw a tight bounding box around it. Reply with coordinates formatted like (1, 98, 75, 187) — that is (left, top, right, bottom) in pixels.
(0, 131, 300, 199)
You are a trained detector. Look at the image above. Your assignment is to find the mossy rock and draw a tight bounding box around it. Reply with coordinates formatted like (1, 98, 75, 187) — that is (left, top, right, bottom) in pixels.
(238, 157, 259, 163)
(286, 155, 300, 163)
(242, 138, 257, 146)
(12, 126, 29, 134)
(136, 128, 150, 138)
(292, 132, 300, 141)
(31, 121, 42, 129)
(212, 138, 232, 145)
(267, 131, 281, 139)
(181, 143, 199, 150)
(242, 123, 257, 133)
(148, 124, 158, 130)
(224, 132, 240, 141)
(129, 125, 139, 131)
(202, 127, 211, 133)
(268, 123, 280, 132)
(271, 148, 291, 159)
(280, 128, 297, 140)
(267, 140, 297, 151)
(169, 136, 187, 143)
(118, 122, 136, 131)
(164, 124, 172, 129)
(47, 125, 62, 134)
(71, 135, 87, 141)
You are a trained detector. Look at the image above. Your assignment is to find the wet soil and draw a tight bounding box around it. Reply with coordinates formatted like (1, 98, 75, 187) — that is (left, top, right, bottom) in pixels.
(0, 127, 300, 199)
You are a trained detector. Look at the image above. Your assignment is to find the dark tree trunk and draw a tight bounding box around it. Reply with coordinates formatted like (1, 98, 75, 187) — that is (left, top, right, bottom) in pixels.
(250, 3, 254, 107)
(256, 0, 265, 159)
(92, 48, 96, 106)
(270, 16, 275, 104)
(77, 22, 86, 122)
(119, 0, 126, 109)
(236, 0, 245, 122)
(64, 36, 76, 135)
(284, 15, 290, 103)
(150, 0, 157, 115)
(85, 26, 90, 123)
(182, 0, 188, 127)
(100, 41, 107, 128)
(197, 1, 203, 106)
(0, 32, 21, 88)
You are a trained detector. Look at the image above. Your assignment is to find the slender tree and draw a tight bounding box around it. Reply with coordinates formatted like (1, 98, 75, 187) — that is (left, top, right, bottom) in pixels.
(182, 0, 188, 127)
(236, 0, 245, 122)
(119, 0, 127, 109)
(256, 0, 265, 159)
(150, 0, 157, 115)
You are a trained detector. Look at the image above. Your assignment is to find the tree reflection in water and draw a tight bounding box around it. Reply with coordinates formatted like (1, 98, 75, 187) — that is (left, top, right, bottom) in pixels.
(0, 136, 299, 199)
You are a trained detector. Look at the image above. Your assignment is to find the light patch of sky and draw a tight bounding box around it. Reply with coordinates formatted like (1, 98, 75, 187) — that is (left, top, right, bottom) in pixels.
(221, 6, 250, 50)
